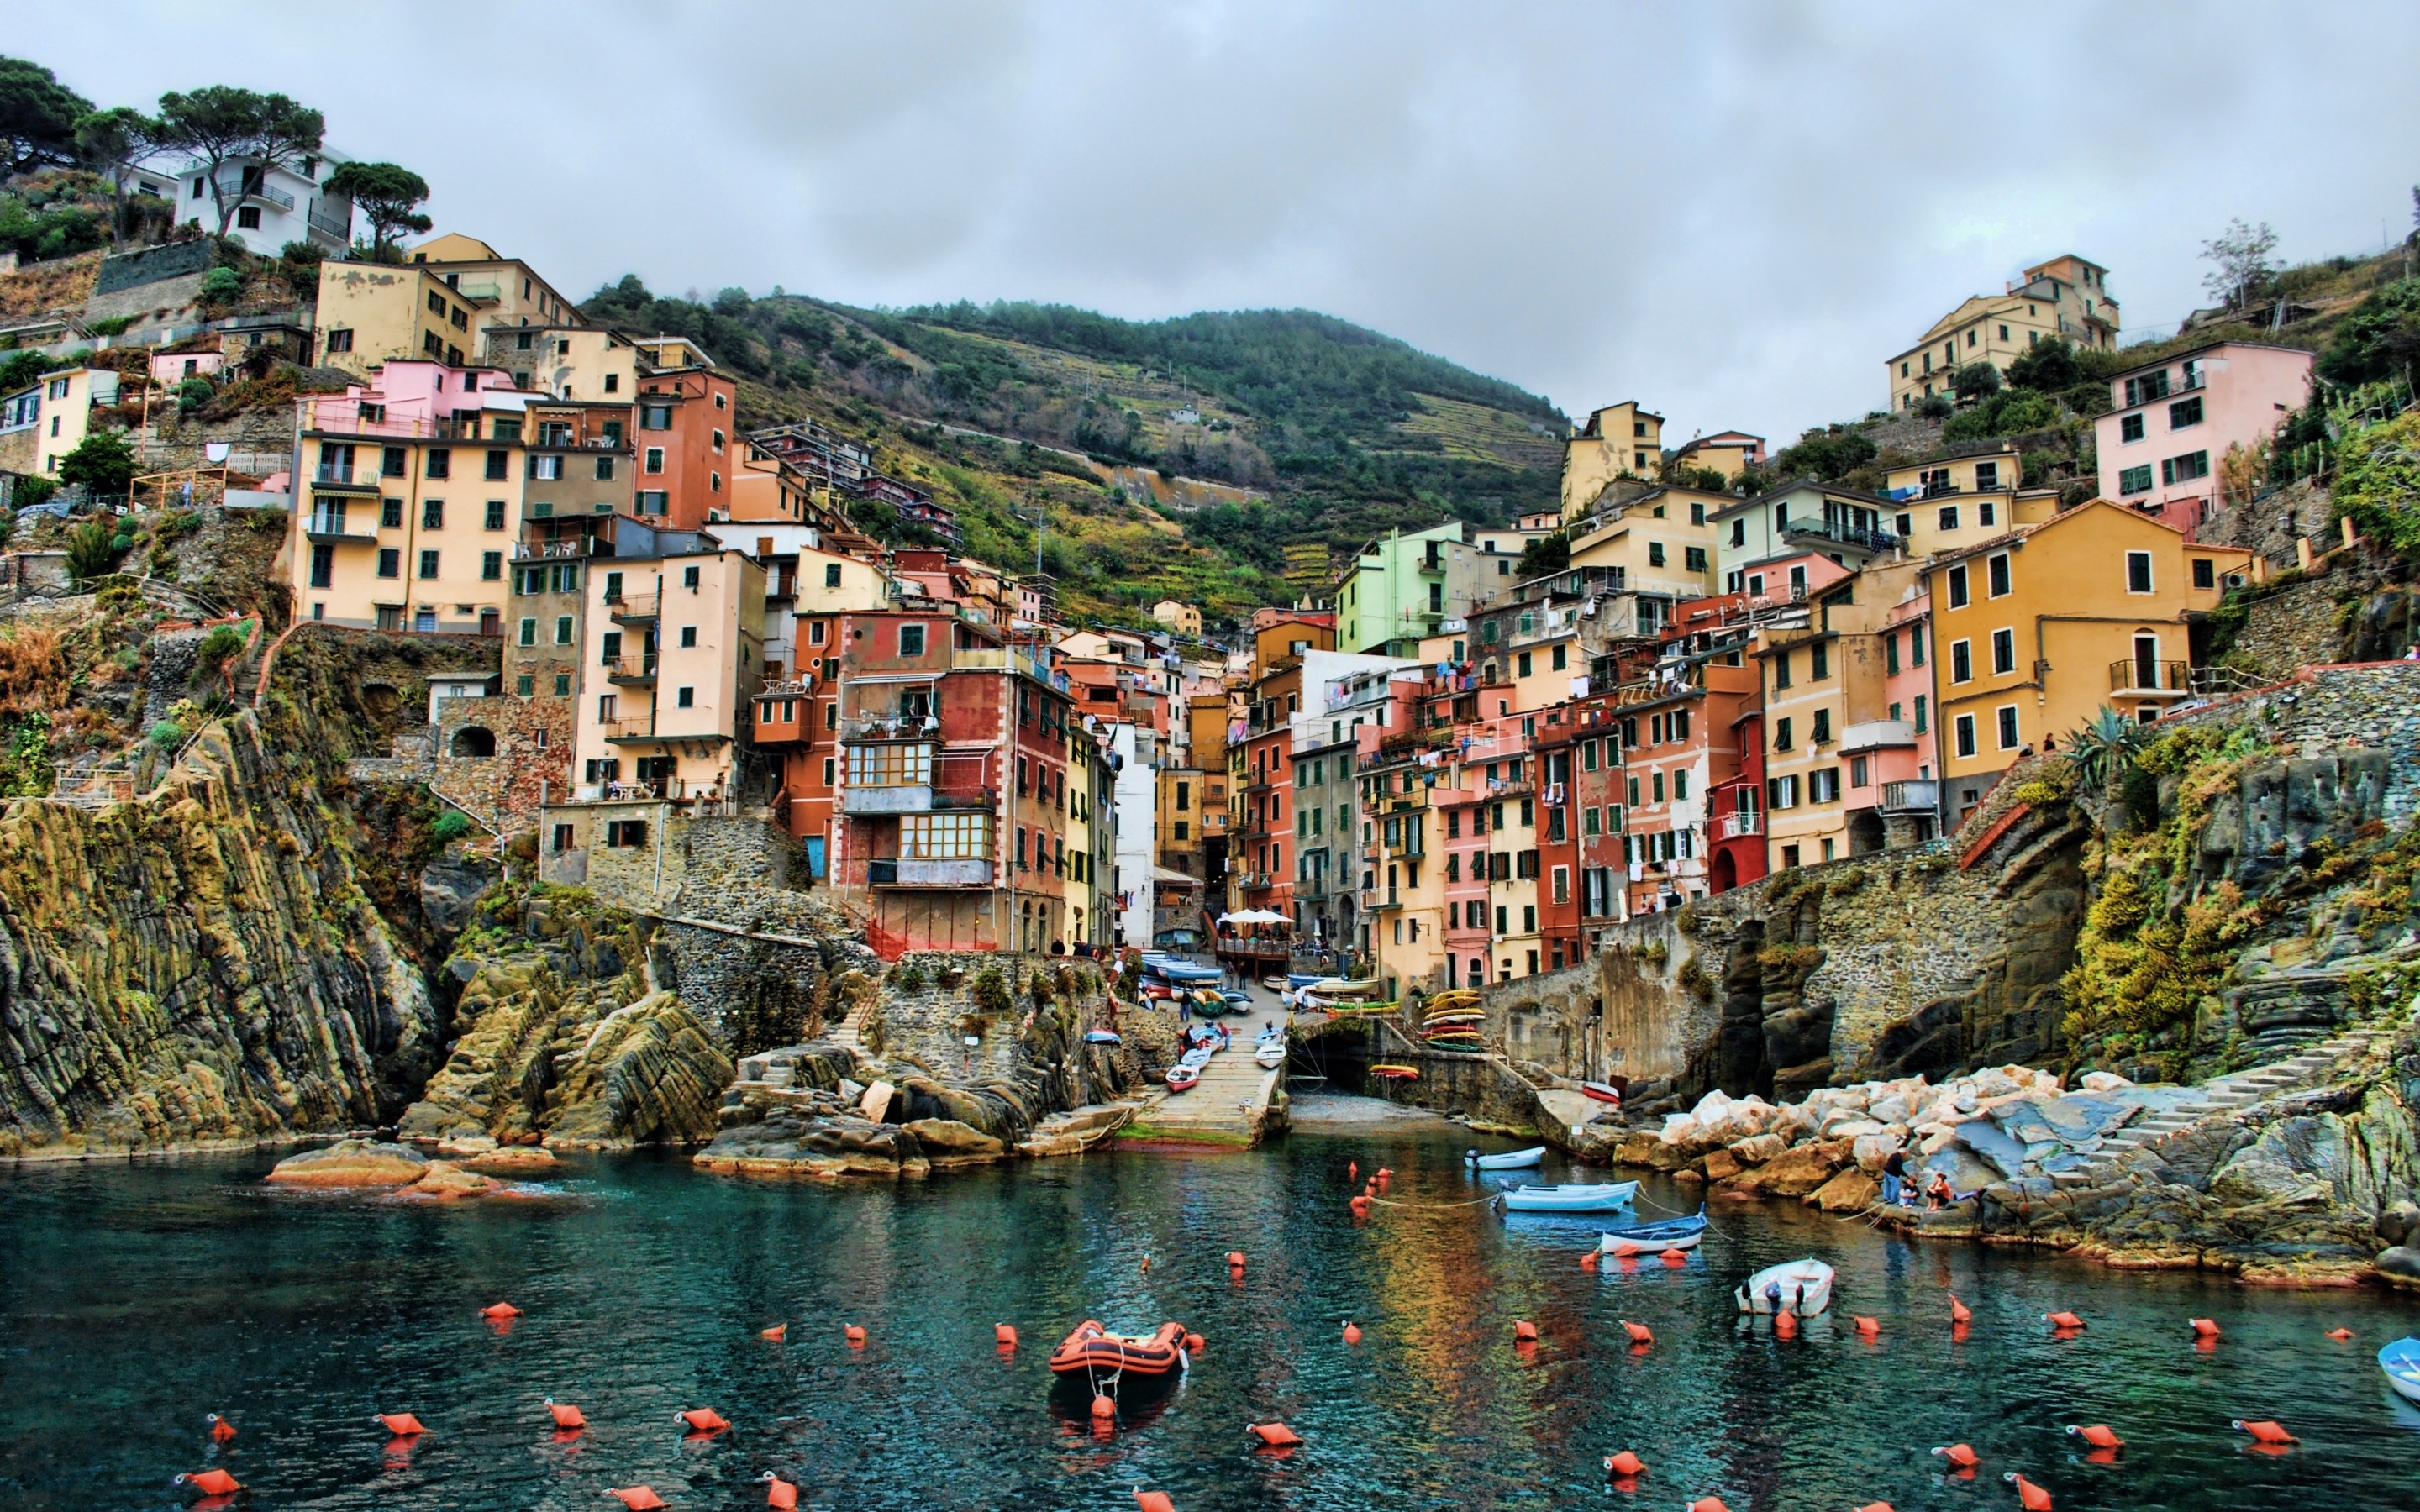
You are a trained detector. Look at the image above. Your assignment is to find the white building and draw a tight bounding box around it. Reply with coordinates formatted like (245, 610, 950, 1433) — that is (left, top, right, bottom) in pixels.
(1106, 719, 1161, 948)
(160, 150, 357, 258)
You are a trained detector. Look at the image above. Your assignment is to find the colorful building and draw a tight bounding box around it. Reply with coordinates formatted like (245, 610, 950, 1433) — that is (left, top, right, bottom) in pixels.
(1332, 521, 1491, 656)
(2096, 342, 2314, 535)
(1560, 401, 1666, 522)
(1886, 254, 2118, 413)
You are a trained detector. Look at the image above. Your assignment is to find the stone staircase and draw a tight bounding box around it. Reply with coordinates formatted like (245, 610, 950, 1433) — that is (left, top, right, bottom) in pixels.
(2044, 1018, 2407, 1191)
(825, 997, 871, 1056)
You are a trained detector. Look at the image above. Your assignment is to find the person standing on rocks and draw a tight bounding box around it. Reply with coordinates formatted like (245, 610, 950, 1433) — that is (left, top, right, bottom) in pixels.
(1881, 1147, 1909, 1207)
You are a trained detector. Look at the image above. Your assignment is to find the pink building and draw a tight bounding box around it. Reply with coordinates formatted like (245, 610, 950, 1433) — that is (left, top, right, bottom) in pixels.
(2096, 341, 2312, 535)
(1852, 589, 1941, 845)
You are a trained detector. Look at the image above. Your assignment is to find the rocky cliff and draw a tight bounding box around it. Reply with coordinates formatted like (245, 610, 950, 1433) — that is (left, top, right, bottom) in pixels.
(0, 715, 439, 1155)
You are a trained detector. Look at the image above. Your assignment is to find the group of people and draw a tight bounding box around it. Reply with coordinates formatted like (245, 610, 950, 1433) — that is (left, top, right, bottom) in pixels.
(1879, 1147, 1960, 1210)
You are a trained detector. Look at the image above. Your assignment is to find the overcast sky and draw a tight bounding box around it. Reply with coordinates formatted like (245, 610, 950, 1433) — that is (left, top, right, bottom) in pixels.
(18, 3, 2419, 445)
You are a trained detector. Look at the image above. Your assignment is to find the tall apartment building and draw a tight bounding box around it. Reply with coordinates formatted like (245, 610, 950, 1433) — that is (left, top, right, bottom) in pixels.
(1331, 521, 1490, 656)
(1561, 401, 1666, 522)
(316, 234, 583, 376)
(1886, 254, 2118, 413)
(169, 148, 355, 257)
(2095, 342, 2313, 535)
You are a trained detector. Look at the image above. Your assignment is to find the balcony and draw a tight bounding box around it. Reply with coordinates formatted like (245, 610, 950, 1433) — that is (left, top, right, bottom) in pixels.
(609, 593, 660, 626)
(1839, 718, 1917, 753)
(513, 539, 591, 560)
(599, 718, 725, 745)
(306, 202, 350, 241)
(843, 783, 934, 816)
(309, 463, 379, 493)
(1880, 779, 1939, 815)
(211, 172, 293, 211)
(1716, 811, 1763, 839)
(841, 713, 941, 743)
(869, 857, 995, 888)
(2109, 659, 2193, 698)
(1781, 517, 1898, 554)
(303, 512, 380, 543)
(607, 656, 657, 686)
(1360, 888, 1402, 911)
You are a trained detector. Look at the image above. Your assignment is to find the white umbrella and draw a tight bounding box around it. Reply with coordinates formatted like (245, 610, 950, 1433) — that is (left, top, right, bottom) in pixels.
(1218, 909, 1292, 926)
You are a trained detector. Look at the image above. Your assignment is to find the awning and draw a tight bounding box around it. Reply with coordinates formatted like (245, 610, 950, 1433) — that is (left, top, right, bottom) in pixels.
(1218, 908, 1292, 926)
(1151, 865, 1201, 888)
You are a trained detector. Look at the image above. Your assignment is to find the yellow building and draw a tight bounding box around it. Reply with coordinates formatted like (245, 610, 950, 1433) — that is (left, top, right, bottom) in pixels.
(1560, 401, 1665, 522)
(571, 523, 766, 802)
(1886, 254, 2118, 414)
(1880, 447, 2063, 559)
(1152, 599, 1203, 637)
(1360, 736, 1451, 996)
(1922, 500, 2254, 825)
(1563, 484, 1725, 634)
(316, 234, 583, 378)
(0, 367, 121, 476)
(1672, 430, 1766, 482)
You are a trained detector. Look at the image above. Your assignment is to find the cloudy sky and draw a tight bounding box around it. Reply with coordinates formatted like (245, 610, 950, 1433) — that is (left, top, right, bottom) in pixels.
(18, 3, 2419, 444)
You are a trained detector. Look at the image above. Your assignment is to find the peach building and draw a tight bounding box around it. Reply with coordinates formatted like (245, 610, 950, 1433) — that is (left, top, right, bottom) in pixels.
(2095, 341, 2313, 535)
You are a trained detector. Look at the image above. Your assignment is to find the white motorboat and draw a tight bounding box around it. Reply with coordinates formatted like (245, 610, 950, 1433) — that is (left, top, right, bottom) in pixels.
(1497, 1181, 1639, 1215)
(1735, 1257, 1833, 1316)
(1465, 1146, 1545, 1171)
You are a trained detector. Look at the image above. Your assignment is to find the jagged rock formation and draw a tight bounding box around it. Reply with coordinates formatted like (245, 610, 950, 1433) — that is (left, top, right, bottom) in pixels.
(0, 716, 440, 1156)
(397, 885, 733, 1150)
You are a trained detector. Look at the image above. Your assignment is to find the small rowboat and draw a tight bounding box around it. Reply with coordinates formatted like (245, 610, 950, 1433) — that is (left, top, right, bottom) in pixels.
(1254, 1042, 1286, 1070)
(1736, 1257, 1833, 1316)
(1498, 1181, 1639, 1214)
(1369, 1064, 1419, 1081)
(2382, 1337, 2420, 1404)
(1465, 1146, 1544, 1171)
(1049, 1320, 1192, 1380)
(1165, 1063, 1202, 1093)
(1597, 1205, 1707, 1255)
(1581, 1081, 1625, 1105)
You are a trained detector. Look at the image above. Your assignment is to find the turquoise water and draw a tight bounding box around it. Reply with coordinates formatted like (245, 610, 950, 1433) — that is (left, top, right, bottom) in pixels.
(3, 1131, 2417, 1511)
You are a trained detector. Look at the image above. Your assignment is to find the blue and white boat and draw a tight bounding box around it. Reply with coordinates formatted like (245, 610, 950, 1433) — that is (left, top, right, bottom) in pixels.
(1596, 1205, 1708, 1255)
(1497, 1180, 1638, 1214)
(2382, 1337, 2420, 1404)
(1465, 1146, 1545, 1171)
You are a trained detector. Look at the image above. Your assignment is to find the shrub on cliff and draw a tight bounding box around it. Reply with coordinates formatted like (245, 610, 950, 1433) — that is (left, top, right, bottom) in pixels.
(429, 811, 471, 843)
(2331, 412, 2420, 553)
(970, 964, 1013, 1019)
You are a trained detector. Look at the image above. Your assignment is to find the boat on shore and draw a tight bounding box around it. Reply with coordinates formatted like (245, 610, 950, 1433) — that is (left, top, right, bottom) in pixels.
(2383, 1337, 2420, 1404)
(1165, 1063, 1201, 1093)
(1581, 1081, 1625, 1105)
(1465, 1146, 1544, 1171)
(1597, 1205, 1707, 1255)
(1048, 1320, 1192, 1384)
(1736, 1257, 1833, 1316)
(1497, 1181, 1638, 1214)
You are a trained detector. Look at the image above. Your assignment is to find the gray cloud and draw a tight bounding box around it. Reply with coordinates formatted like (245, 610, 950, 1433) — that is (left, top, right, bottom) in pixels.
(17, 1, 2417, 444)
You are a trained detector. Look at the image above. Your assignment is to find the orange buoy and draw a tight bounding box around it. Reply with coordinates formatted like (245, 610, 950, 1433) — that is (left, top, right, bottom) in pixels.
(1091, 1394, 1117, 1421)
(1136, 1491, 1177, 1512)
(1854, 1315, 1881, 1337)
(1227, 1251, 1247, 1268)
(1660, 1247, 1687, 1268)
(546, 1398, 587, 1430)
(1581, 1250, 1600, 1272)
(1349, 1160, 1359, 1180)
(1933, 1443, 1981, 1469)
(759, 1472, 799, 1509)
(1686, 1499, 1732, 1512)
(1774, 1309, 1799, 1340)
(844, 1324, 868, 1346)
(375, 1412, 426, 1436)
(176, 1470, 242, 1496)
(2233, 1419, 2294, 1445)
(2044, 1311, 2085, 1330)
(607, 1489, 667, 1511)
(1342, 1320, 1362, 1345)
(481, 1302, 523, 1320)
(760, 1323, 786, 1341)
(1246, 1421, 1302, 1448)
(2004, 1472, 2053, 1511)
(204, 1413, 236, 1442)
(1607, 1240, 1640, 1258)
(1185, 1332, 1206, 1355)
(1512, 1320, 1539, 1341)
(1949, 1294, 1973, 1325)
(1349, 1194, 1371, 1216)
(1853, 1504, 1896, 1512)
(1603, 1449, 1646, 1477)
(2064, 1424, 2121, 1451)
(1141, 1255, 1151, 1273)
(1619, 1320, 1653, 1345)
(995, 1323, 1018, 1347)
(2190, 1317, 2221, 1339)
(677, 1407, 729, 1434)
(2323, 1326, 2353, 1341)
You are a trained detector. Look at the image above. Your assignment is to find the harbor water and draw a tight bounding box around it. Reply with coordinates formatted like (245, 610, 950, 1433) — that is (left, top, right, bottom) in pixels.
(3, 1127, 2417, 1510)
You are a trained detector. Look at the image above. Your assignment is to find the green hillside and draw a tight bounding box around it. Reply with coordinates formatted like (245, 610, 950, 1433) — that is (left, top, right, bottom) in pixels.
(578, 278, 1568, 626)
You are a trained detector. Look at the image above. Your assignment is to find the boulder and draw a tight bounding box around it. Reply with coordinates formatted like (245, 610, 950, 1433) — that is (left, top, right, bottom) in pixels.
(2079, 1070, 2136, 1095)
(902, 1117, 1007, 1166)
(437, 1135, 499, 1158)
(1728, 1132, 1788, 1167)
(1807, 1168, 1879, 1213)
(2376, 1246, 2420, 1289)
(397, 1161, 501, 1200)
(266, 1140, 428, 1187)
(1727, 1139, 1851, 1199)
(1851, 1133, 1901, 1173)
(463, 1147, 560, 1176)
(2379, 1200, 2420, 1248)
(692, 1113, 931, 1179)
(1616, 1131, 1664, 1168)
(1821, 1116, 1887, 1141)
(1700, 1148, 1742, 1183)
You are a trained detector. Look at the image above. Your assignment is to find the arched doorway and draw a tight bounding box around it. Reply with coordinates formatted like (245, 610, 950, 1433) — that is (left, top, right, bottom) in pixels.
(450, 726, 497, 757)
(1710, 848, 1738, 893)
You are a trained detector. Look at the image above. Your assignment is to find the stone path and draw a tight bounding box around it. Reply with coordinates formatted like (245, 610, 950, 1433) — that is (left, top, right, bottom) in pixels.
(1125, 976, 1285, 1145)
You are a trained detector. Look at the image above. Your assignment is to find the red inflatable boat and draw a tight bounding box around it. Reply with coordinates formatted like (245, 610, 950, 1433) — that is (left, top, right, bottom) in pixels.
(1048, 1320, 1192, 1380)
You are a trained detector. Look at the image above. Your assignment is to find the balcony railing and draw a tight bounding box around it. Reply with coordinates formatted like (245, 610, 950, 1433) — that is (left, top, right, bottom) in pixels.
(1716, 811, 1763, 839)
(212, 172, 293, 211)
(303, 512, 379, 543)
(1781, 517, 1898, 553)
(609, 593, 660, 625)
(306, 202, 350, 240)
(1839, 718, 1917, 753)
(607, 656, 657, 685)
(310, 462, 381, 488)
(1360, 888, 1402, 911)
(865, 857, 995, 888)
(1880, 779, 1939, 814)
(841, 713, 941, 742)
(2109, 659, 2192, 697)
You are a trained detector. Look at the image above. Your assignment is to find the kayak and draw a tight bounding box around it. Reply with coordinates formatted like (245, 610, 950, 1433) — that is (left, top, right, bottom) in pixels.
(2383, 1337, 2420, 1404)
(1465, 1146, 1544, 1171)
(1736, 1257, 1834, 1316)
(1369, 1065, 1419, 1081)
(1498, 1181, 1639, 1214)
(1581, 1081, 1625, 1105)
(1597, 1205, 1707, 1255)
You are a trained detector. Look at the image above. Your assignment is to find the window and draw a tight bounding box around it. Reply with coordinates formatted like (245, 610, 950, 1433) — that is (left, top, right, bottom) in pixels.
(637, 490, 667, 516)
(640, 404, 672, 430)
(1885, 631, 1900, 675)
(2192, 557, 2215, 589)
(682, 565, 700, 590)
(1551, 644, 1566, 671)
(380, 446, 407, 479)
(1946, 564, 1969, 608)
(899, 623, 926, 656)
(1914, 695, 1928, 733)
(1810, 767, 1840, 803)
(1730, 517, 1745, 548)
(529, 454, 561, 480)
(1987, 553, 2011, 597)
(553, 616, 572, 646)
(1648, 542, 1665, 568)
(1850, 754, 1869, 787)
(1811, 642, 1829, 680)
(1996, 706, 2020, 750)
(377, 548, 400, 579)
(1910, 624, 1925, 666)
(676, 686, 695, 708)
(644, 447, 665, 474)
(482, 449, 508, 480)
(379, 496, 403, 528)
(2123, 370, 2171, 407)
(481, 551, 502, 580)
(325, 328, 354, 354)
(2161, 450, 2210, 486)
(595, 455, 616, 480)
(1980, 500, 1996, 527)
(823, 563, 843, 588)
(422, 498, 444, 529)
(2120, 413, 2145, 444)
(1950, 638, 1975, 682)
(417, 549, 439, 579)
(1773, 651, 1791, 690)
(1991, 627, 2015, 675)
(1684, 546, 1707, 571)
(1517, 651, 1532, 678)
(2125, 551, 2153, 593)
(235, 204, 261, 229)
(1954, 713, 1977, 758)
(1773, 717, 1793, 751)
(1938, 505, 1960, 532)
(2118, 464, 2153, 495)
(1975, 461, 2000, 490)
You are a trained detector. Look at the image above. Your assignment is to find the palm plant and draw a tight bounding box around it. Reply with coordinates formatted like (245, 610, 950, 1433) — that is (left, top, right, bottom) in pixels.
(2065, 706, 2143, 793)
